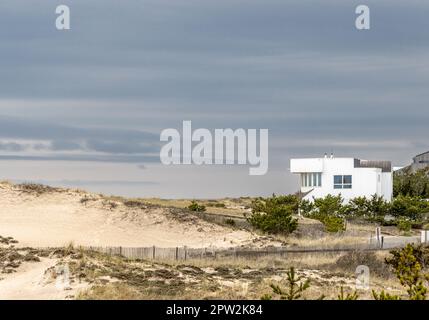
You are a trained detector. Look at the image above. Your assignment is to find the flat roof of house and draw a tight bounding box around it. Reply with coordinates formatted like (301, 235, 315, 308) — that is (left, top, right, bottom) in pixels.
(290, 157, 392, 172)
(414, 150, 429, 158)
(354, 159, 392, 172)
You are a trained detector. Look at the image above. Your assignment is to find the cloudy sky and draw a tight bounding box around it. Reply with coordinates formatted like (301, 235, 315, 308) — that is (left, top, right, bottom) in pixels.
(0, 0, 428, 198)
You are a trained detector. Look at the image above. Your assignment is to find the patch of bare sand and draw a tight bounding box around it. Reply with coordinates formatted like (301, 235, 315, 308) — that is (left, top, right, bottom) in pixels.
(0, 182, 256, 248)
(0, 258, 87, 300)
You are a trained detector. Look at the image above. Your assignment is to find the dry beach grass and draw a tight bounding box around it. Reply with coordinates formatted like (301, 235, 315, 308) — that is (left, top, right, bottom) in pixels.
(0, 181, 418, 300)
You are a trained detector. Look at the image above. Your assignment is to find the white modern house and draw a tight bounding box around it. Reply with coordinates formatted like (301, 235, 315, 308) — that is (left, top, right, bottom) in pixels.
(290, 154, 393, 202)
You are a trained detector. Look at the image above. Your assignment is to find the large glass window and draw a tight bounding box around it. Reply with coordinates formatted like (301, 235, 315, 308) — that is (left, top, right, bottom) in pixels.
(301, 173, 322, 187)
(334, 175, 342, 185)
(316, 173, 322, 187)
(334, 175, 352, 189)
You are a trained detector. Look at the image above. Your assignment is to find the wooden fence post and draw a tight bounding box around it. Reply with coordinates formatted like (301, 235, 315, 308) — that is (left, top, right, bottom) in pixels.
(184, 246, 187, 261)
(152, 245, 156, 260)
(421, 230, 425, 244)
(175, 247, 179, 260)
(375, 227, 381, 247)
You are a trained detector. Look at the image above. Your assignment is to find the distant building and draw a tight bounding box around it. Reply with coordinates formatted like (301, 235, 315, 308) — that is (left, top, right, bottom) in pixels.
(290, 154, 392, 202)
(410, 151, 429, 172)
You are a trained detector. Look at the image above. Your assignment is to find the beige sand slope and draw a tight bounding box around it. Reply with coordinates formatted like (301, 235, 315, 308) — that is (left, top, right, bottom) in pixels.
(0, 257, 88, 300)
(0, 182, 255, 248)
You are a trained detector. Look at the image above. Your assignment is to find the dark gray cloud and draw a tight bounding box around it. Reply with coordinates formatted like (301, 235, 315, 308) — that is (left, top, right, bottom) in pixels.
(50, 140, 83, 151)
(0, 142, 27, 151)
(85, 140, 159, 155)
(0, 154, 159, 163)
(0, 116, 160, 158)
(0, 117, 158, 142)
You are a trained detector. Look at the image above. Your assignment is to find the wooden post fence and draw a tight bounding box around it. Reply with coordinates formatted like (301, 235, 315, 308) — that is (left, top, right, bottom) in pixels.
(375, 227, 381, 248)
(422, 230, 429, 244)
(76, 240, 419, 262)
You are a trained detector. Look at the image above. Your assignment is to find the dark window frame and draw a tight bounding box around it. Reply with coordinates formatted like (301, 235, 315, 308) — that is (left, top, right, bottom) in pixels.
(333, 175, 352, 189)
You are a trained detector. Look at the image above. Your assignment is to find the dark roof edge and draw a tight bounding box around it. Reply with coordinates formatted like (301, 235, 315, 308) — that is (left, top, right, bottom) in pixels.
(414, 150, 429, 158)
(354, 158, 392, 172)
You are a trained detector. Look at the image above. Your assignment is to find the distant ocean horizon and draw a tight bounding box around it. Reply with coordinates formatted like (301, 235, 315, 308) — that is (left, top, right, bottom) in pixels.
(1, 159, 294, 199)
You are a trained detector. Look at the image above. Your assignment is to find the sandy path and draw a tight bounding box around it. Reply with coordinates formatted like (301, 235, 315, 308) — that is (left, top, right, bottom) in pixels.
(0, 258, 86, 300)
(0, 183, 255, 248)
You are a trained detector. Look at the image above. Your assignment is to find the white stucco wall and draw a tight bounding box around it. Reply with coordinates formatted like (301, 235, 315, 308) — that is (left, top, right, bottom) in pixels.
(290, 157, 392, 202)
(381, 171, 393, 201)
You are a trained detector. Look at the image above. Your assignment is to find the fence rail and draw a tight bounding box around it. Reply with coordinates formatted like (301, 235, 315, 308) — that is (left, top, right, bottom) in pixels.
(84, 239, 421, 261)
(43, 231, 426, 262)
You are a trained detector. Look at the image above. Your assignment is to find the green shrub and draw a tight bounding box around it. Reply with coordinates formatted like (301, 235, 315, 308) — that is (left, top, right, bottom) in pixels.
(372, 290, 400, 300)
(313, 214, 345, 233)
(385, 244, 429, 300)
(396, 218, 412, 233)
(337, 286, 358, 300)
(207, 202, 226, 208)
(411, 220, 425, 229)
(299, 199, 314, 216)
(386, 244, 429, 271)
(374, 216, 397, 226)
(301, 195, 346, 233)
(262, 267, 326, 300)
(366, 194, 390, 217)
(303, 194, 428, 226)
(312, 194, 345, 216)
(346, 196, 368, 217)
(247, 195, 298, 235)
(188, 201, 206, 212)
(344, 194, 429, 222)
(268, 267, 311, 300)
(394, 167, 429, 198)
(214, 203, 226, 208)
(263, 194, 299, 213)
(346, 195, 390, 218)
(390, 195, 429, 220)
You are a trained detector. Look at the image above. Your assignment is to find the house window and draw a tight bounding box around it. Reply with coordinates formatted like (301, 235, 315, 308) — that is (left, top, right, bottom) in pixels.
(301, 173, 322, 187)
(333, 175, 352, 189)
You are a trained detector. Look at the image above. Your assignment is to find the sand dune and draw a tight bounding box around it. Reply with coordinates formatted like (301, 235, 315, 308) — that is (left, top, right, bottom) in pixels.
(0, 182, 256, 248)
